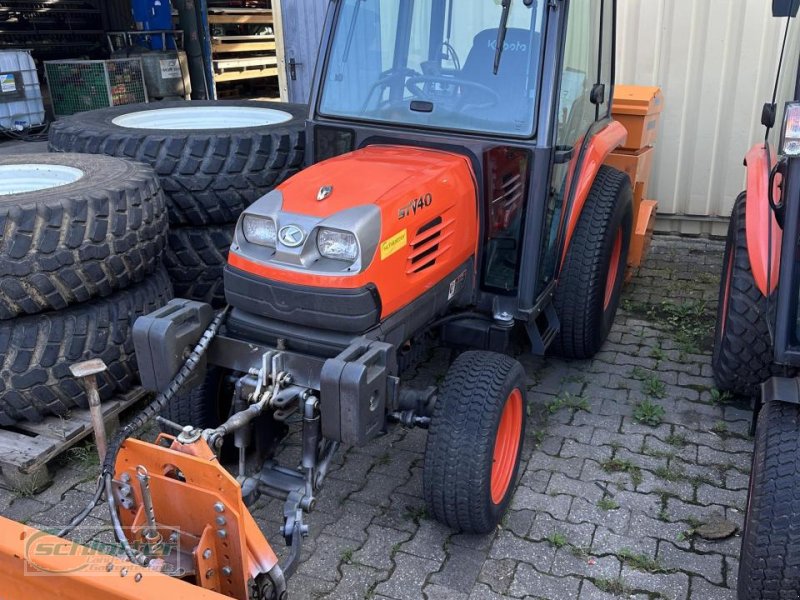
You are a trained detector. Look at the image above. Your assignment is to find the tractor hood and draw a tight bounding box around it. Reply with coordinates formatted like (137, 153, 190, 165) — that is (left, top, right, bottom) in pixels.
(227, 144, 478, 320)
(230, 145, 477, 275)
(277, 145, 472, 217)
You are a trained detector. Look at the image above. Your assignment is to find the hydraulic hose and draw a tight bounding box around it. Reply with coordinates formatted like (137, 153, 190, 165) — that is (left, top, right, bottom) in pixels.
(56, 307, 229, 548)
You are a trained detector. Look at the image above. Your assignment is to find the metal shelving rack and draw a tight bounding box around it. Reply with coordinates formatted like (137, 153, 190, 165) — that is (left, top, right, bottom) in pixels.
(0, 0, 106, 61)
(205, 1, 278, 90)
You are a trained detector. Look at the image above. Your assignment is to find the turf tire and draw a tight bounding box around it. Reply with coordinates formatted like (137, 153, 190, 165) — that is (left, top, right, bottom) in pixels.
(423, 351, 527, 533)
(48, 100, 307, 226)
(738, 400, 800, 599)
(712, 193, 789, 396)
(164, 225, 232, 308)
(0, 153, 167, 319)
(0, 266, 173, 425)
(552, 165, 633, 359)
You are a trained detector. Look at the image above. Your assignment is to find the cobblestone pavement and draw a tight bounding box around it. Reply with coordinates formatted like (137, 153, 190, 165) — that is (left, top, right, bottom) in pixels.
(0, 235, 749, 600)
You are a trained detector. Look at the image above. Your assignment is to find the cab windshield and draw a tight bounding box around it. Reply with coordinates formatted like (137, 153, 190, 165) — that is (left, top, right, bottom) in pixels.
(319, 0, 545, 137)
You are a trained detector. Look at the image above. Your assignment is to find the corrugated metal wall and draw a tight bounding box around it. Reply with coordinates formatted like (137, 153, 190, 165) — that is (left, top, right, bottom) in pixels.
(617, 0, 800, 235)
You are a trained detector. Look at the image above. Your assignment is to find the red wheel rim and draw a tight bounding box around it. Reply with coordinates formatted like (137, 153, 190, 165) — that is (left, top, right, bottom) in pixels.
(720, 248, 734, 337)
(491, 389, 523, 505)
(604, 228, 623, 310)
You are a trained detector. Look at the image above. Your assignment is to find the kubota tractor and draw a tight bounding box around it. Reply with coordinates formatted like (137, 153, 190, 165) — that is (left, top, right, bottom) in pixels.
(711, 0, 800, 597)
(1, 1, 633, 598)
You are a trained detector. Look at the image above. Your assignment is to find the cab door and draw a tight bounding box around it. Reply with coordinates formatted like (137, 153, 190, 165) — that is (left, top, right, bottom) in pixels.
(538, 0, 615, 288)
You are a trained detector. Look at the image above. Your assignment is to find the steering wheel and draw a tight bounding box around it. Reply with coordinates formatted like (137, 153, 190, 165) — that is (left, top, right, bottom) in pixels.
(405, 75, 501, 112)
(361, 68, 419, 112)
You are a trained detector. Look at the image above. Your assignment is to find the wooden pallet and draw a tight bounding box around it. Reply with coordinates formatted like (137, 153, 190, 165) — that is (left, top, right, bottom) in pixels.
(0, 388, 148, 493)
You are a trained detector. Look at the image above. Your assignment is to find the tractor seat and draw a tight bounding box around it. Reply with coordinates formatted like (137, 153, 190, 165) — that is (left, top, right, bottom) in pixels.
(459, 28, 540, 124)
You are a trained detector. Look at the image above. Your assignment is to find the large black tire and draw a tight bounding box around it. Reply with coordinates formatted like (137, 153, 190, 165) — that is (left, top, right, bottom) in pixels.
(738, 400, 800, 599)
(48, 100, 307, 226)
(712, 194, 788, 396)
(0, 267, 173, 425)
(0, 153, 167, 319)
(552, 165, 633, 359)
(164, 225, 232, 308)
(423, 351, 527, 533)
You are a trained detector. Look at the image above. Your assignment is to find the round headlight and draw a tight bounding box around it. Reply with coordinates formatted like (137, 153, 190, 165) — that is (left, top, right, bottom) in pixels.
(242, 215, 277, 247)
(317, 228, 359, 262)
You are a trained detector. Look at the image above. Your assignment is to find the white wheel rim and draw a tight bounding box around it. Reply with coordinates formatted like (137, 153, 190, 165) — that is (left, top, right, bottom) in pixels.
(111, 106, 293, 130)
(0, 164, 84, 195)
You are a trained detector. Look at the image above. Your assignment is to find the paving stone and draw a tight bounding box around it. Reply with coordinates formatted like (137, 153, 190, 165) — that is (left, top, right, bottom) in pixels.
(429, 542, 487, 591)
(375, 552, 440, 600)
(620, 566, 690, 600)
(297, 533, 363, 581)
(657, 540, 724, 585)
(697, 446, 751, 472)
(546, 473, 603, 503)
(568, 497, 631, 535)
(579, 579, 626, 599)
(423, 583, 469, 600)
(468, 582, 510, 600)
(561, 439, 613, 462)
(326, 562, 386, 599)
(321, 499, 382, 543)
(551, 548, 622, 580)
(628, 514, 692, 549)
(488, 530, 556, 572)
(509, 563, 581, 599)
(477, 558, 517, 595)
(695, 485, 746, 510)
(351, 525, 412, 570)
(398, 519, 449, 561)
(529, 513, 595, 548)
(592, 526, 657, 557)
(510, 489, 572, 519)
(288, 573, 337, 598)
(689, 577, 736, 600)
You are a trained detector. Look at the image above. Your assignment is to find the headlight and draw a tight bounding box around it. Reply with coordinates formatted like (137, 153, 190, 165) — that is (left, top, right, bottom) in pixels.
(242, 215, 277, 247)
(782, 103, 800, 156)
(317, 228, 359, 261)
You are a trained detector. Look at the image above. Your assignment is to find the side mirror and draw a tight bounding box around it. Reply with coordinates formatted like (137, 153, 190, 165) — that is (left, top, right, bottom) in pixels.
(773, 0, 799, 17)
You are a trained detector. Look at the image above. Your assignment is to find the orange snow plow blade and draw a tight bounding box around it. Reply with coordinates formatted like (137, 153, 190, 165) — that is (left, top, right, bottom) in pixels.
(0, 515, 228, 600)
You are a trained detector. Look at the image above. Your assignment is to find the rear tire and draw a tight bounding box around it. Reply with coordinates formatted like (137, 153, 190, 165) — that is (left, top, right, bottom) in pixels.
(0, 266, 173, 425)
(553, 166, 633, 359)
(423, 351, 527, 533)
(0, 153, 167, 319)
(712, 194, 788, 396)
(160, 367, 228, 430)
(738, 400, 800, 599)
(49, 100, 307, 226)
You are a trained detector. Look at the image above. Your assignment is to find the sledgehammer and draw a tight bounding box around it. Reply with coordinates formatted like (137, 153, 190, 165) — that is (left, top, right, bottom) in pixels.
(69, 359, 109, 463)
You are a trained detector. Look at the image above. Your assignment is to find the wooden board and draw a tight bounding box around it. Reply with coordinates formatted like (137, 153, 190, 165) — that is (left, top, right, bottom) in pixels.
(214, 67, 279, 82)
(207, 13, 273, 25)
(212, 41, 276, 53)
(0, 388, 148, 490)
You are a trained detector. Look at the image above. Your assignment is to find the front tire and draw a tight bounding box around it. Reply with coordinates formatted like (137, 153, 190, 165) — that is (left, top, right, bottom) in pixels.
(738, 400, 800, 599)
(423, 351, 527, 533)
(553, 166, 633, 359)
(712, 193, 787, 396)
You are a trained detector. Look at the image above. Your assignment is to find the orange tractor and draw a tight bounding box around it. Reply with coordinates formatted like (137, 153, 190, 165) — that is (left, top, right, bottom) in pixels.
(1, 1, 633, 597)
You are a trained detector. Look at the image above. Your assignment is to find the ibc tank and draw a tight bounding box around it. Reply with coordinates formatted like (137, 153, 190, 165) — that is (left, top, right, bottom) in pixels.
(0, 50, 45, 130)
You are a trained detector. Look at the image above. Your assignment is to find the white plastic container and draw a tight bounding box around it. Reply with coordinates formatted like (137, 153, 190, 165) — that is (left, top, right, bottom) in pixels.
(0, 50, 45, 131)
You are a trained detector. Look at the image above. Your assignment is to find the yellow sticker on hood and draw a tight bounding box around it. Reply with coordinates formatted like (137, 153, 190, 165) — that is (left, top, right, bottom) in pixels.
(380, 229, 407, 260)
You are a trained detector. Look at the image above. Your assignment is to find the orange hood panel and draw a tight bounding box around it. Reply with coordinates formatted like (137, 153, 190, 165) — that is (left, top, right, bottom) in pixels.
(230, 145, 479, 319)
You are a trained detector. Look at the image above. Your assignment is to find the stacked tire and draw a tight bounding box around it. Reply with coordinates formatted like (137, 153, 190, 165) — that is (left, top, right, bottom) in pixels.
(0, 154, 172, 425)
(49, 100, 308, 307)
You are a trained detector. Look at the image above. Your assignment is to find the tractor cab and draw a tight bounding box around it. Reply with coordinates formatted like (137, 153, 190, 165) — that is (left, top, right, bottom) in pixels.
(227, 0, 623, 356)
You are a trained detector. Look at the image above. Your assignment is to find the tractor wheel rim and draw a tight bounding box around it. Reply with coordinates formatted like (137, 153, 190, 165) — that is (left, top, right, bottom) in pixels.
(0, 164, 83, 195)
(111, 106, 293, 130)
(604, 227, 623, 310)
(491, 388, 523, 505)
(720, 249, 734, 337)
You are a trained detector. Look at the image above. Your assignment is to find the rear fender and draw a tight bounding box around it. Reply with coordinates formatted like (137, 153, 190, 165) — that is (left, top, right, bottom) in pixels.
(744, 143, 782, 296)
(559, 120, 628, 266)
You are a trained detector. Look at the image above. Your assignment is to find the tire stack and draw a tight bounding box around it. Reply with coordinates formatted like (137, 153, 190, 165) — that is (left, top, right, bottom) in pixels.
(49, 100, 308, 307)
(0, 154, 172, 425)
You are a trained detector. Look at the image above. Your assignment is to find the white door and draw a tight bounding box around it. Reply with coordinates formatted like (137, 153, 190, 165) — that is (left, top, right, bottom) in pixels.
(276, 0, 328, 103)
